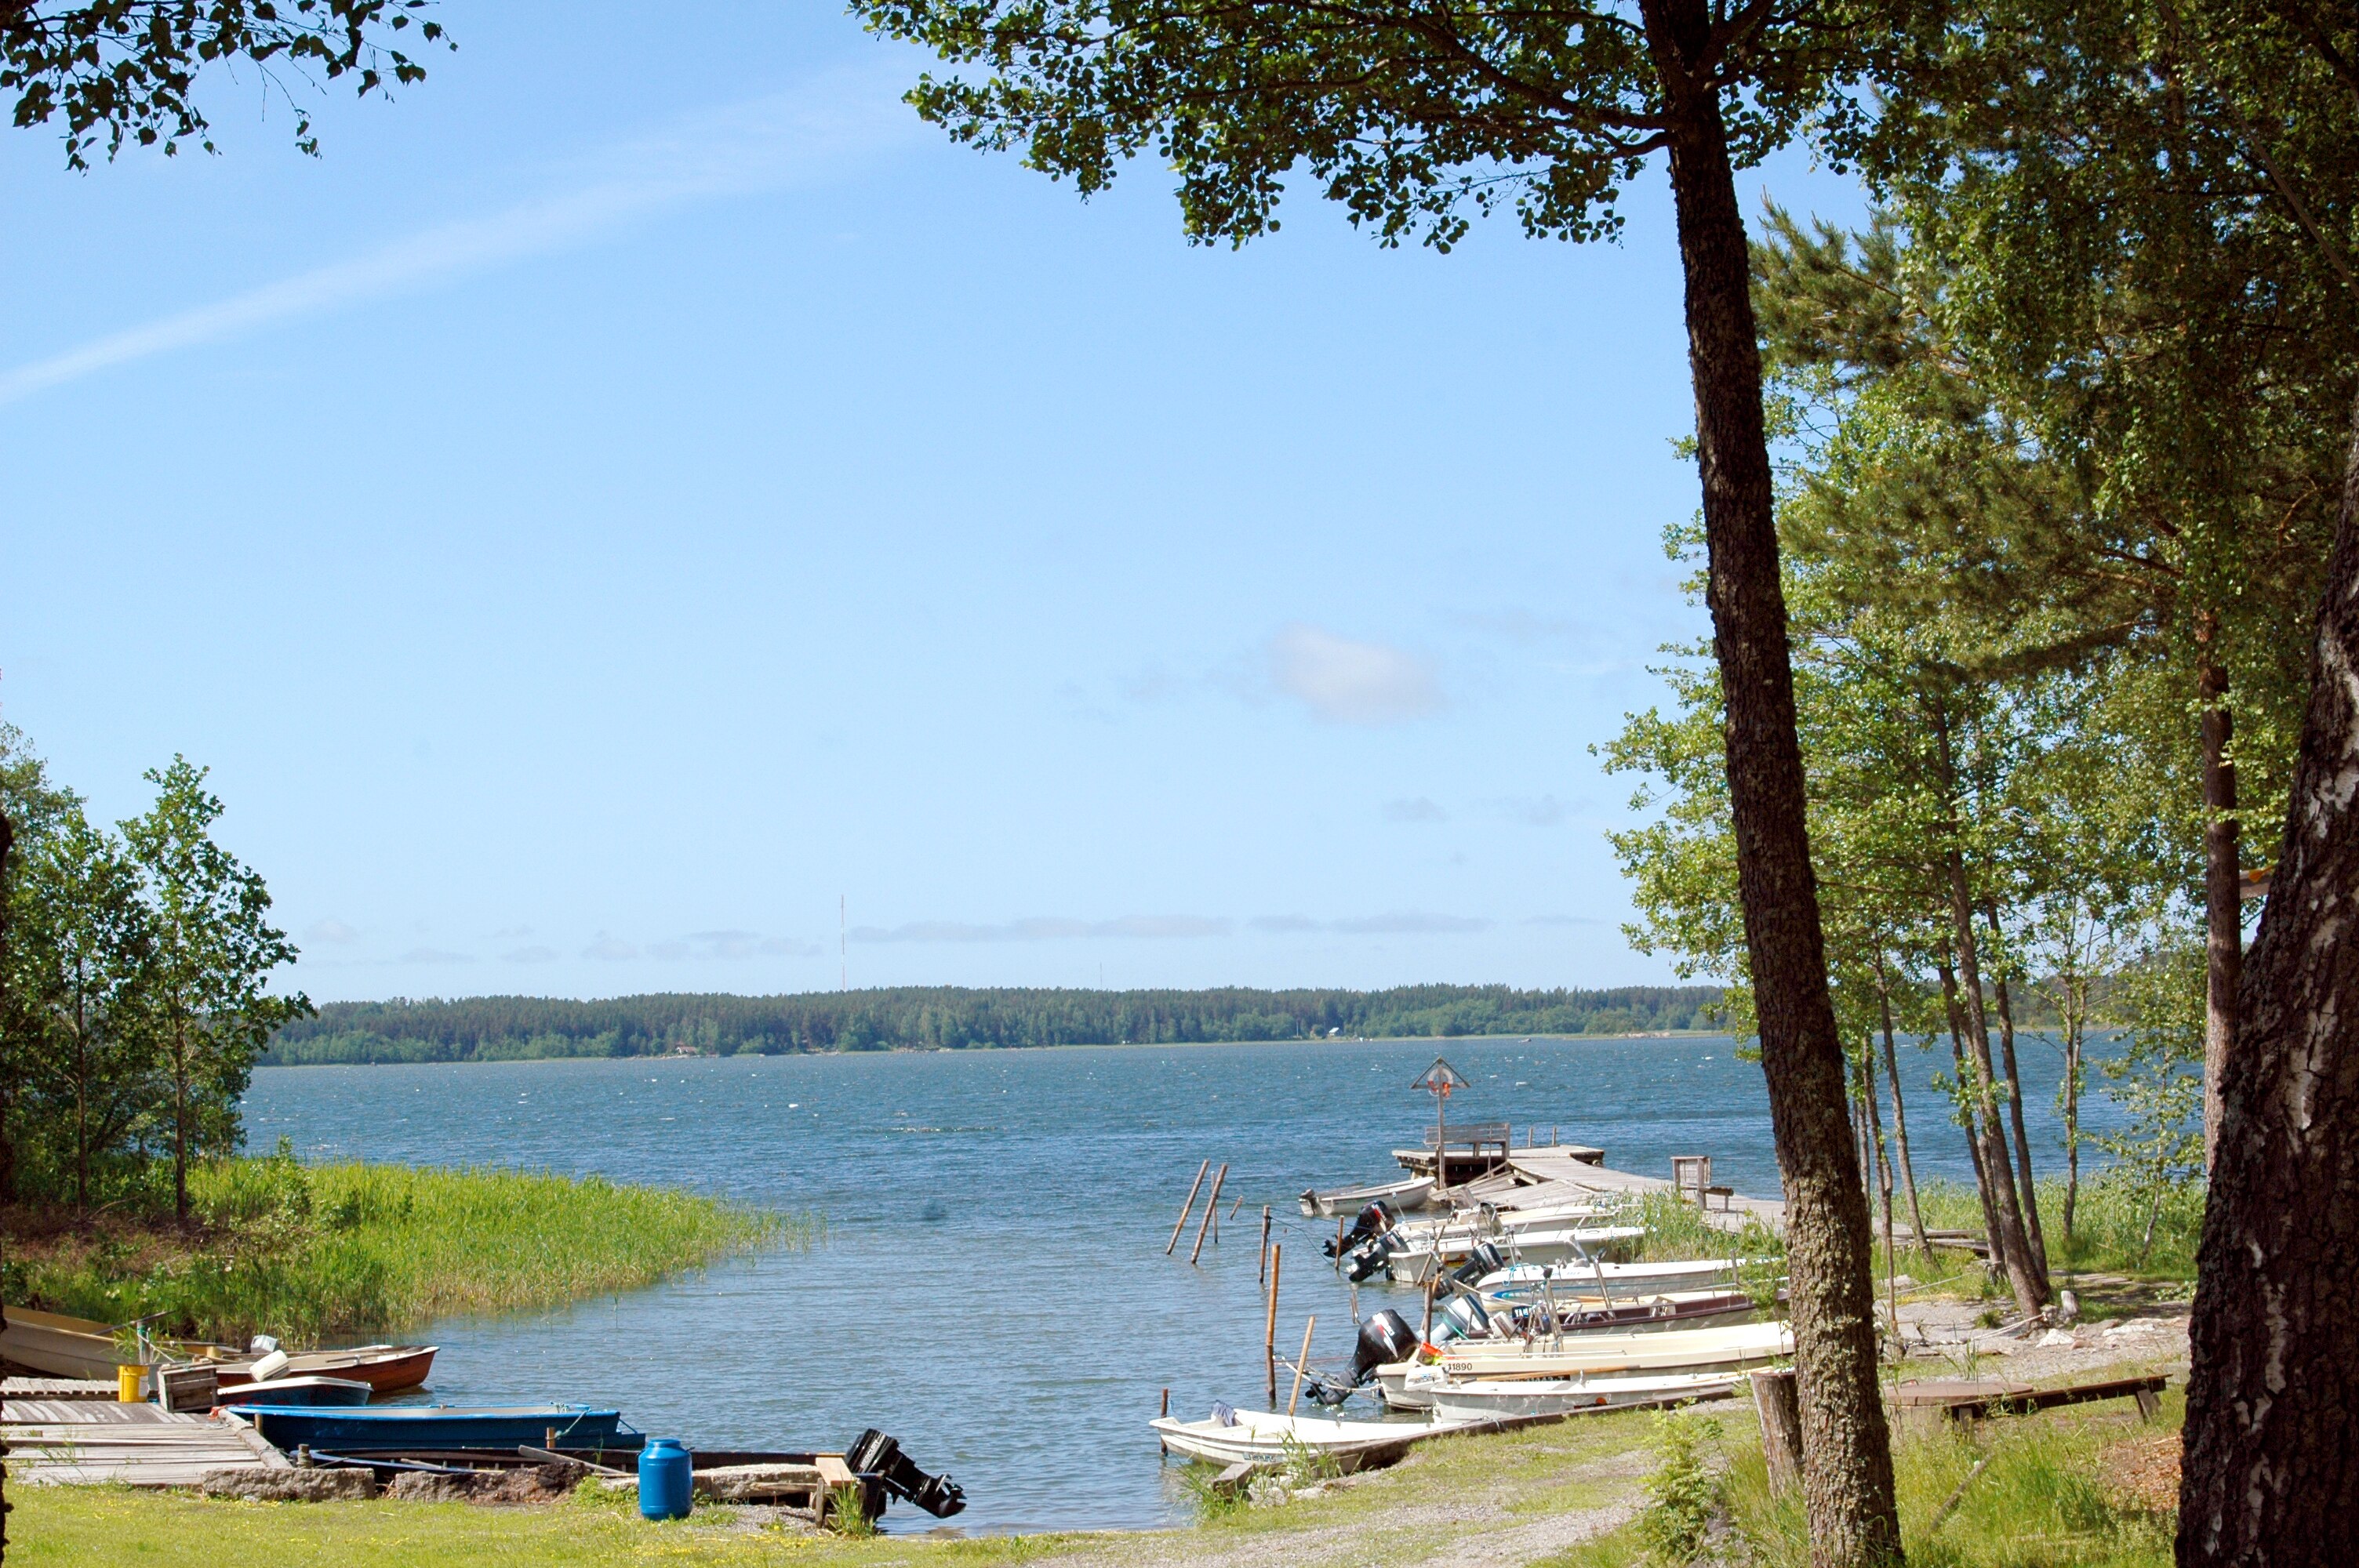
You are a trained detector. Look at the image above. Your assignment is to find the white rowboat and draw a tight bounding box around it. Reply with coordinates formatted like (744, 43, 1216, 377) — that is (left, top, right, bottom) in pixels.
(1425, 1371, 1742, 1421)
(1299, 1175, 1435, 1218)
(1150, 1409, 1471, 1468)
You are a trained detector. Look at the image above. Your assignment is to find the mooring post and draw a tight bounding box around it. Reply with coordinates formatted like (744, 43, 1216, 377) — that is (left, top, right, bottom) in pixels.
(1333, 1212, 1347, 1272)
(1264, 1243, 1281, 1406)
(1420, 1274, 1437, 1345)
(1159, 1388, 1169, 1419)
(1166, 1160, 1210, 1256)
(1190, 1163, 1229, 1265)
(1259, 1205, 1271, 1284)
(1286, 1316, 1317, 1417)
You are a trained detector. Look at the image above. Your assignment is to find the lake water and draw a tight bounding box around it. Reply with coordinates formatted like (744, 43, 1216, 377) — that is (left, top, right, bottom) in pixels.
(244, 1032, 2124, 1532)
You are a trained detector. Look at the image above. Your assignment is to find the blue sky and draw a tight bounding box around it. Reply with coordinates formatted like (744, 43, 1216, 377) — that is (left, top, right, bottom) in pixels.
(2, 5, 1869, 1004)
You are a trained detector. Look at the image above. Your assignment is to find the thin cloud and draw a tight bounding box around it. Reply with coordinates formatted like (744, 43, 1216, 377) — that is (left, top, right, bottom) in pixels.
(1523, 914, 1605, 927)
(1250, 914, 1319, 932)
(307, 918, 361, 945)
(1253, 913, 1494, 935)
(1382, 797, 1448, 823)
(0, 65, 918, 405)
(502, 945, 559, 963)
(1267, 624, 1444, 724)
(853, 916, 1231, 944)
(1485, 794, 1568, 827)
(397, 945, 472, 964)
(581, 932, 638, 961)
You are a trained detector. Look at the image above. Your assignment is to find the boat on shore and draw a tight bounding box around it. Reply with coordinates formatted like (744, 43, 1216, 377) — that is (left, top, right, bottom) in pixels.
(215, 1374, 373, 1407)
(1436, 1287, 1761, 1341)
(1383, 1225, 1645, 1284)
(1424, 1370, 1740, 1421)
(1474, 1258, 1763, 1299)
(228, 1403, 638, 1452)
(1151, 1408, 1471, 1468)
(1377, 1320, 1793, 1408)
(0, 1307, 235, 1381)
(1299, 1175, 1434, 1218)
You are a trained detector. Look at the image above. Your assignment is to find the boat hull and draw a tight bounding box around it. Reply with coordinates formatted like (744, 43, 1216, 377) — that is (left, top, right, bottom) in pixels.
(215, 1346, 438, 1394)
(1299, 1177, 1434, 1218)
(1427, 1373, 1740, 1421)
(1151, 1410, 1468, 1467)
(229, 1404, 634, 1452)
(1377, 1322, 1794, 1408)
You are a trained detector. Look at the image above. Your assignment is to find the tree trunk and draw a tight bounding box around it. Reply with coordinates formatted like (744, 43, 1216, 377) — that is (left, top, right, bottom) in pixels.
(2177, 389, 2359, 1565)
(1874, 954, 1929, 1254)
(1934, 714, 2046, 1312)
(1639, 4, 1899, 1559)
(1940, 960, 2006, 1263)
(173, 1024, 191, 1225)
(2061, 1011, 2083, 1243)
(2195, 624, 2243, 1170)
(1986, 949, 2048, 1279)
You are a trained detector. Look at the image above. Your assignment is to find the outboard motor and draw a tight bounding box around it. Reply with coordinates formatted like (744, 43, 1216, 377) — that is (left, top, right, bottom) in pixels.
(846, 1429, 965, 1519)
(1448, 1240, 1506, 1287)
(1350, 1309, 1421, 1385)
(1340, 1229, 1396, 1283)
(1323, 1200, 1397, 1258)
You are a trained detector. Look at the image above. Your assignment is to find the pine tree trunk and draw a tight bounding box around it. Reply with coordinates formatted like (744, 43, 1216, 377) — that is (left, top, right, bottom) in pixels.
(1640, 3, 1899, 1559)
(1938, 837, 2045, 1312)
(2177, 390, 2359, 1565)
(1987, 957, 2048, 1279)
(2062, 1013, 2083, 1242)
(2195, 625, 2243, 1169)
(173, 1024, 191, 1225)
(1940, 960, 2006, 1265)
(1874, 951, 1928, 1254)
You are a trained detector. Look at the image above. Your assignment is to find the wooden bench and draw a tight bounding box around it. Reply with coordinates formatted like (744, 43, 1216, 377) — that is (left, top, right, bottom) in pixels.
(1892, 1374, 2168, 1430)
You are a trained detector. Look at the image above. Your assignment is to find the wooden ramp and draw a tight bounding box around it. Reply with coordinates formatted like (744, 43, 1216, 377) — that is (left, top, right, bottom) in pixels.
(3, 1397, 286, 1486)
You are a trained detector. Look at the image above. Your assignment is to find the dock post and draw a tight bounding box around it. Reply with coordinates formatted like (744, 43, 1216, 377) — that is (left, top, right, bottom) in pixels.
(1286, 1316, 1317, 1417)
(1333, 1212, 1347, 1272)
(1165, 1160, 1210, 1256)
(1265, 1244, 1281, 1406)
(1259, 1205, 1271, 1284)
(1189, 1163, 1229, 1265)
(1160, 1388, 1169, 1418)
(1419, 1275, 1436, 1346)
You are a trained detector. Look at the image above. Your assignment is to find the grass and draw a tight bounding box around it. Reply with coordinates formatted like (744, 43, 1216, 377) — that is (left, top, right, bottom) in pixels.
(1902, 1174, 2202, 1281)
(1547, 1388, 2183, 1568)
(3, 1149, 805, 1345)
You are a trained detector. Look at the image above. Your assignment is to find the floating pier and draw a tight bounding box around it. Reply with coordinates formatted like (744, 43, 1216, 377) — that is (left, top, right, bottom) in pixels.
(2, 1397, 286, 1486)
(1392, 1132, 1788, 1234)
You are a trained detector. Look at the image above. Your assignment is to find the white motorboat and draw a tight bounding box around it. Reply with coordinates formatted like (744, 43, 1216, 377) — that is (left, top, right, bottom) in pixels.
(1376, 1320, 1793, 1408)
(1435, 1286, 1761, 1341)
(1475, 1258, 1768, 1299)
(1383, 1225, 1646, 1284)
(1425, 1370, 1742, 1421)
(1299, 1175, 1435, 1218)
(1150, 1407, 1473, 1468)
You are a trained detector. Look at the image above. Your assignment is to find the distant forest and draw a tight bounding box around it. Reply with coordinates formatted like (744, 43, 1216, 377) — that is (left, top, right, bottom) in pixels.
(261, 984, 1725, 1066)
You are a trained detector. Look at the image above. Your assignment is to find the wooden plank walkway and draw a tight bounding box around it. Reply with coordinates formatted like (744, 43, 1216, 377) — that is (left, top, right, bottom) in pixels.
(3, 1397, 286, 1486)
(1503, 1146, 1787, 1232)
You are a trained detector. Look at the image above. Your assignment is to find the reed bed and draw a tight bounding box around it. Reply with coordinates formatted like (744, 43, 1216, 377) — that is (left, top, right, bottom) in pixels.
(13, 1155, 805, 1345)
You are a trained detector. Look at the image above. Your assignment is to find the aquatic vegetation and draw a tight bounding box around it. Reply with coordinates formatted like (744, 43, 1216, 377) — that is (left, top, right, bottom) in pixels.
(8, 1149, 804, 1344)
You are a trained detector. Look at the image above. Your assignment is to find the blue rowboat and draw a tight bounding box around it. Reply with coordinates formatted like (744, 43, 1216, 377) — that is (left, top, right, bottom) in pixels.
(217, 1374, 373, 1406)
(228, 1403, 638, 1452)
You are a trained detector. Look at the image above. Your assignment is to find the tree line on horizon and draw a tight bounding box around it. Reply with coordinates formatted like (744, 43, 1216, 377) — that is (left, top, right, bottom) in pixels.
(264, 983, 1726, 1065)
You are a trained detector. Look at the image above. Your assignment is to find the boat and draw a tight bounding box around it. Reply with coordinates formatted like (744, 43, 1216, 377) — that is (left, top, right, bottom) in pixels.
(1150, 1407, 1474, 1468)
(1435, 1287, 1761, 1341)
(1299, 1175, 1435, 1218)
(1383, 1225, 1646, 1284)
(1376, 1320, 1794, 1408)
(213, 1345, 438, 1394)
(1424, 1370, 1742, 1421)
(227, 1403, 639, 1452)
(216, 1374, 373, 1407)
(1475, 1258, 1766, 1299)
(0, 1307, 236, 1381)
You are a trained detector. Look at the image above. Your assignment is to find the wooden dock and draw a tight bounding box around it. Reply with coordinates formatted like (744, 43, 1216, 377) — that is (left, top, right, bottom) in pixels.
(2, 1397, 287, 1486)
(1393, 1137, 1788, 1233)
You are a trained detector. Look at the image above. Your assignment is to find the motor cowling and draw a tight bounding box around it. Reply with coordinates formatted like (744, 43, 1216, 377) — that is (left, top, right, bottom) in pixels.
(1324, 1200, 1398, 1258)
(1448, 1240, 1505, 1286)
(1351, 1309, 1420, 1384)
(1340, 1230, 1396, 1283)
(846, 1428, 965, 1519)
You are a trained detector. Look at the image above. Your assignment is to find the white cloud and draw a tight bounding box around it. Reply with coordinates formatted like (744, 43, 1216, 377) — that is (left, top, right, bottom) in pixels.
(1267, 624, 1443, 724)
(1486, 794, 1568, 827)
(307, 918, 361, 945)
(0, 65, 918, 404)
(1382, 797, 1448, 823)
(398, 945, 472, 964)
(1252, 912, 1493, 935)
(853, 915, 1231, 944)
(582, 932, 638, 961)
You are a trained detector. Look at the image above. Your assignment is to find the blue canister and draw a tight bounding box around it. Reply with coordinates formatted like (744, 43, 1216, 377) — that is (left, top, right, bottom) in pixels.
(638, 1437, 692, 1520)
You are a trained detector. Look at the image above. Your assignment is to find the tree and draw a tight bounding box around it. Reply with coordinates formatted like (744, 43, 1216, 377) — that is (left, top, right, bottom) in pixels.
(3, 0, 446, 167)
(118, 759, 309, 1223)
(849, 5, 1903, 1553)
(0, 722, 82, 1206)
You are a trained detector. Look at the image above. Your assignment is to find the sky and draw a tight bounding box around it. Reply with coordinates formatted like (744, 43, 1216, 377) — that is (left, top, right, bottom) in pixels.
(2, 4, 1870, 1004)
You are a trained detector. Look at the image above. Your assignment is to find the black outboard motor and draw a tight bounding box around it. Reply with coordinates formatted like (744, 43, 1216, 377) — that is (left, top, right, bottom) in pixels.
(1323, 1200, 1397, 1258)
(846, 1429, 966, 1518)
(1339, 1230, 1395, 1283)
(1350, 1309, 1421, 1385)
(1448, 1240, 1507, 1287)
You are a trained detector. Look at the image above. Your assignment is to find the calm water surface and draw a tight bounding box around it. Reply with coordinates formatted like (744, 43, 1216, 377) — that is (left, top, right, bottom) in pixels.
(244, 1033, 2121, 1532)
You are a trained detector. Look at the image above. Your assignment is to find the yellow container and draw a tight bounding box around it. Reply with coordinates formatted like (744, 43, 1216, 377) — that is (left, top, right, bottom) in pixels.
(117, 1363, 144, 1403)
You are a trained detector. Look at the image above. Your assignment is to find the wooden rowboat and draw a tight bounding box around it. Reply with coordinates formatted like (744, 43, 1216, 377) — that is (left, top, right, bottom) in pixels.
(0, 1307, 235, 1382)
(213, 1345, 438, 1394)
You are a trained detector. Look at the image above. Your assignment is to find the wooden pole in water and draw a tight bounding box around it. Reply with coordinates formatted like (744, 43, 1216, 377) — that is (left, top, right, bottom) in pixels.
(1229, 1193, 1244, 1221)
(1286, 1316, 1317, 1417)
(1190, 1163, 1228, 1265)
(1159, 1388, 1169, 1418)
(1265, 1244, 1281, 1406)
(1419, 1274, 1437, 1346)
(1259, 1206, 1271, 1284)
(1166, 1160, 1210, 1256)
(1333, 1212, 1347, 1272)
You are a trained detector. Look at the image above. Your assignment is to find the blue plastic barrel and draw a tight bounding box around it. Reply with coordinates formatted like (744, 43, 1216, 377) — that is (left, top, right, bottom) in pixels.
(638, 1437, 692, 1520)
